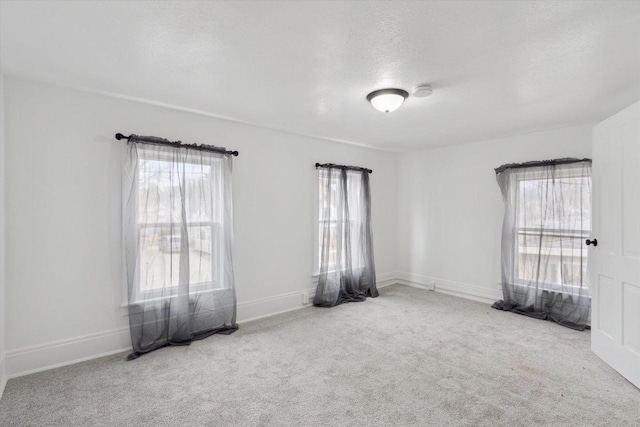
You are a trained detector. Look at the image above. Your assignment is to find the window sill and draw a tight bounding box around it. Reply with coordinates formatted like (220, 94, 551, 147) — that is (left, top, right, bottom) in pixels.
(311, 268, 366, 284)
(507, 281, 591, 299)
(120, 287, 231, 312)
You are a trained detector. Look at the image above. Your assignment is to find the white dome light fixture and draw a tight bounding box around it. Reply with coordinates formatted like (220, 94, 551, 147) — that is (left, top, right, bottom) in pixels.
(366, 88, 409, 113)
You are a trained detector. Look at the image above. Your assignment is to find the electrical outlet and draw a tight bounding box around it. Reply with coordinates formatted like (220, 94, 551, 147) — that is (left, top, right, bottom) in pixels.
(302, 292, 313, 305)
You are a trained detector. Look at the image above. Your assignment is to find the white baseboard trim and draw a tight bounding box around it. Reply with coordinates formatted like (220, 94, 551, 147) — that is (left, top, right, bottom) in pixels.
(237, 286, 317, 324)
(434, 278, 501, 304)
(238, 271, 397, 323)
(0, 354, 7, 399)
(5, 271, 397, 380)
(396, 272, 436, 291)
(396, 271, 501, 304)
(6, 327, 131, 379)
(376, 271, 398, 287)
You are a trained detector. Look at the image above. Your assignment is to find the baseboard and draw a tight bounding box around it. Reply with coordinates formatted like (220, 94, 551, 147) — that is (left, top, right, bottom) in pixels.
(396, 272, 501, 304)
(396, 272, 436, 290)
(0, 354, 7, 399)
(376, 271, 398, 287)
(238, 271, 397, 323)
(433, 277, 501, 304)
(5, 271, 397, 380)
(237, 287, 318, 323)
(6, 327, 131, 379)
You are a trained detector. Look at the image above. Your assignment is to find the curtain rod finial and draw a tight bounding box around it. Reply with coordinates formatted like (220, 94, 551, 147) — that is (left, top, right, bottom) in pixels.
(115, 133, 127, 140)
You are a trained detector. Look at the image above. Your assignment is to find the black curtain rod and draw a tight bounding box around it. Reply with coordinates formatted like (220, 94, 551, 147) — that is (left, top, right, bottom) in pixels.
(115, 133, 239, 156)
(315, 162, 372, 174)
(495, 157, 591, 175)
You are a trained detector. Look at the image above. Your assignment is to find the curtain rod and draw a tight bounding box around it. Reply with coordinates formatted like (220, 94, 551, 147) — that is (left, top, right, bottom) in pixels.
(495, 158, 591, 175)
(315, 162, 372, 174)
(115, 133, 239, 156)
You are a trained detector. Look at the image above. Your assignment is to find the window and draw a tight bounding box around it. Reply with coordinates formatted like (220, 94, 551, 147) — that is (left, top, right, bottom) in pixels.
(514, 171, 591, 294)
(316, 168, 365, 274)
(312, 165, 378, 306)
(132, 148, 225, 301)
(495, 159, 591, 328)
(123, 137, 237, 355)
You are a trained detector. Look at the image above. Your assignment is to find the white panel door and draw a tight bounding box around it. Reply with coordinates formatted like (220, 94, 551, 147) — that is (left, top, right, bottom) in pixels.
(591, 101, 640, 389)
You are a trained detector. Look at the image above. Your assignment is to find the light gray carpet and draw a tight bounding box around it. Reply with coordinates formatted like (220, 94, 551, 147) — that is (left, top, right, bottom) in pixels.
(1, 284, 639, 426)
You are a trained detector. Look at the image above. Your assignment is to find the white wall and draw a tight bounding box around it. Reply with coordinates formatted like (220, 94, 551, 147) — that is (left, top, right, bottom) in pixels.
(1, 76, 598, 380)
(0, 75, 7, 396)
(3, 77, 398, 377)
(396, 124, 593, 302)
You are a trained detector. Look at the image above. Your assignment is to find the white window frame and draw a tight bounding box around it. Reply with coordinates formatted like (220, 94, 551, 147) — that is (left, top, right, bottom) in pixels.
(513, 168, 591, 296)
(122, 147, 227, 307)
(313, 168, 365, 281)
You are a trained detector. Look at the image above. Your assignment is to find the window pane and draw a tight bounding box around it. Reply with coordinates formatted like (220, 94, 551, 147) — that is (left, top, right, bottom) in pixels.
(187, 225, 216, 286)
(518, 176, 591, 231)
(139, 158, 217, 224)
(517, 233, 587, 286)
(139, 225, 179, 291)
(139, 225, 218, 292)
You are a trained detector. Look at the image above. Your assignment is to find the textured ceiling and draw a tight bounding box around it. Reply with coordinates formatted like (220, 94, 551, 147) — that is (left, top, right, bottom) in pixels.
(1, 1, 640, 151)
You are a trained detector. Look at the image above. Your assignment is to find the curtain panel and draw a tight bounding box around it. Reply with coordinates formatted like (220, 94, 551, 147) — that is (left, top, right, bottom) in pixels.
(492, 158, 592, 330)
(314, 168, 378, 307)
(123, 138, 237, 359)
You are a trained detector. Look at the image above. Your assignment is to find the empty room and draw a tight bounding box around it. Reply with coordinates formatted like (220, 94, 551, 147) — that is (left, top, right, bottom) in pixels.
(0, 1, 639, 426)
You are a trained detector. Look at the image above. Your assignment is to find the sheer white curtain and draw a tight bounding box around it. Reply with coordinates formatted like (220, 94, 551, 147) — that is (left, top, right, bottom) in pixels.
(314, 167, 378, 307)
(492, 159, 592, 330)
(123, 138, 237, 359)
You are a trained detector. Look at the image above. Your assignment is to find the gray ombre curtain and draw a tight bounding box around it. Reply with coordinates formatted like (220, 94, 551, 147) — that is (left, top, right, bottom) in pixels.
(492, 158, 592, 330)
(314, 167, 378, 307)
(123, 137, 237, 360)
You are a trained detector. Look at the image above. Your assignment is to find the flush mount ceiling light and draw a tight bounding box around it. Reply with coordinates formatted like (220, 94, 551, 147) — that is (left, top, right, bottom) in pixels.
(366, 88, 409, 113)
